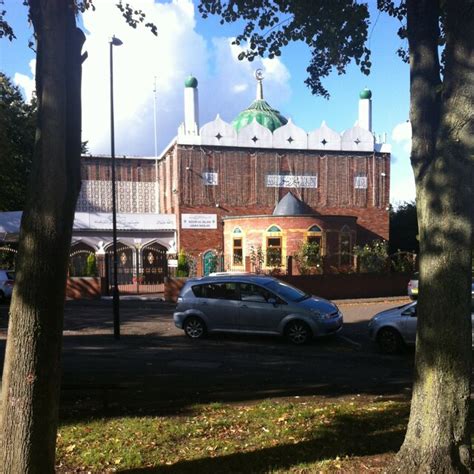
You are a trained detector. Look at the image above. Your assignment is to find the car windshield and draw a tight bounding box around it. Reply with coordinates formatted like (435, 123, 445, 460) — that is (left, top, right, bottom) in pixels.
(266, 280, 309, 302)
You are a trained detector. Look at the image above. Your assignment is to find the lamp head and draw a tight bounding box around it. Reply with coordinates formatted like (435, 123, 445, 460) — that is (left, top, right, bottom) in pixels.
(110, 36, 123, 46)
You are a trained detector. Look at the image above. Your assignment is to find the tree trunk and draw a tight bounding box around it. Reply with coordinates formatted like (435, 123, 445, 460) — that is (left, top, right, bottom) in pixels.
(393, 0, 474, 471)
(0, 1, 84, 472)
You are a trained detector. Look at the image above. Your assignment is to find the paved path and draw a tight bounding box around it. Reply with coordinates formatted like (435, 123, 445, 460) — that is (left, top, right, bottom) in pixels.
(0, 297, 413, 416)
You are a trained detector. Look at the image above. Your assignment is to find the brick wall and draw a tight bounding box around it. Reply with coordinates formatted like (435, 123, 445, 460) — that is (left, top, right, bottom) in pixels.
(172, 145, 389, 263)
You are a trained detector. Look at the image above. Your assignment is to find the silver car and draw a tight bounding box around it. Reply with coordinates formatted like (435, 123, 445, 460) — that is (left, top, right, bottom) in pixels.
(173, 275, 343, 345)
(369, 301, 474, 354)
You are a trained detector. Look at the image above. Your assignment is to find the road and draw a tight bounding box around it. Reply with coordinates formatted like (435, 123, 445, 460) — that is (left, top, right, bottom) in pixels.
(0, 297, 414, 415)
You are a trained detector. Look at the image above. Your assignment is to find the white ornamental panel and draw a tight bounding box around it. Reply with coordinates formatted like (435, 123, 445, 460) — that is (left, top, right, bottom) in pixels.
(341, 124, 374, 152)
(308, 121, 341, 150)
(272, 119, 308, 150)
(237, 119, 273, 148)
(200, 115, 238, 147)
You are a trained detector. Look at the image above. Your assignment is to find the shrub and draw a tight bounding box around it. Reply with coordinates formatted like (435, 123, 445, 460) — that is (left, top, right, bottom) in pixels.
(391, 251, 416, 273)
(176, 250, 189, 277)
(85, 253, 97, 277)
(249, 246, 264, 274)
(353, 240, 389, 273)
(293, 241, 322, 275)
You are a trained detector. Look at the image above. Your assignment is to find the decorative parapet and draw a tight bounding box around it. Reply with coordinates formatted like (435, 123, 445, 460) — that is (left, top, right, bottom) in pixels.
(200, 114, 237, 146)
(308, 121, 341, 150)
(177, 116, 390, 153)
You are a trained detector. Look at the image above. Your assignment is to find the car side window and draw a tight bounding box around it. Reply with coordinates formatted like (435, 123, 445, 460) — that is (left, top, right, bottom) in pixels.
(192, 283, 239, 300)
(239, 283, 279, 304)
(402, 305, 417, 317)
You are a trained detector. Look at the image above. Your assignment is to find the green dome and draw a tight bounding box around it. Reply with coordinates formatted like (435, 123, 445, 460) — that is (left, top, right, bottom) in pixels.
(232, 99, 288, 132)
(359, 88, 372, 99)
(184, 75, 198, 88)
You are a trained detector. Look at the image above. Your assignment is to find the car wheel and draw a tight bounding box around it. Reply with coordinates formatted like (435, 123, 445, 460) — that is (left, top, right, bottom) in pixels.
(377, 327, 403, 354)
(183, 316, 207, 340)
(285, 320, 311, 345)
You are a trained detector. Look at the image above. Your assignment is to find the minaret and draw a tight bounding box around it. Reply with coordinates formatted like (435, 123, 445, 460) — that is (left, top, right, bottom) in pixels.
(358, 88, 372, 132)
(184, 75, 199, 135)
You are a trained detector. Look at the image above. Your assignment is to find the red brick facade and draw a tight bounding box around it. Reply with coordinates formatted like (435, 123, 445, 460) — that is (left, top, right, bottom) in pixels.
(165, 145, 390, 270)
(78, 142, 390, 274)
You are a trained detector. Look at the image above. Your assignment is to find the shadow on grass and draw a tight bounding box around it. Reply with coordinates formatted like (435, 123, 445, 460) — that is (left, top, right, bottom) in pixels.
(118, 403, 407, 473)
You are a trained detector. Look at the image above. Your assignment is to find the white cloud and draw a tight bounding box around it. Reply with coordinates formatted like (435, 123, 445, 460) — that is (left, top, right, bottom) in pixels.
(80, 0, 291, 156)
(392, 120, 412, 153)
(14, 59, 35, 103)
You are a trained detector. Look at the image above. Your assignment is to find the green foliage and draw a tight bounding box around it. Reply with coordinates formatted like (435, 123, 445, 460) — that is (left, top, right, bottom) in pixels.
(390, 251, 416, 274)
(266, 247, 282, 268)
(389, 201, 419, 254)
(0, 72, 36, 211)
(176, 249, 189, 277)
(198, 0, 371, 98)
(249, 245, 264, 273)
(293, 241, 322, 275)
(85, 253, 97, 277)
(354, 240, 389, 274)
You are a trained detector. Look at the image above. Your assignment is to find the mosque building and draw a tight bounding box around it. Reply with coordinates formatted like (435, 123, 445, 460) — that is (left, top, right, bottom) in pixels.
(156, 70, 390, 274)
(0, 71, 391, 290)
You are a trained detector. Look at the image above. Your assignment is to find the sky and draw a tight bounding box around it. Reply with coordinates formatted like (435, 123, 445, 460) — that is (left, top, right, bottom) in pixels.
(0, 0, 415, 204)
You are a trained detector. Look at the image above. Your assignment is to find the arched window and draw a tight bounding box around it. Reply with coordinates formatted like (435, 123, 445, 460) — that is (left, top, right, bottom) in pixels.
(306, 224, 323, 262)
(232, 228, 243, 266)
(306, 224, 324, 255)
(340, 225, 352, 266)
(266, 225, 282, 267)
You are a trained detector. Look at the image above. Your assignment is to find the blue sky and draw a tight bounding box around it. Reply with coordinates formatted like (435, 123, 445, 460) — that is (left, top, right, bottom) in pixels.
(0, 0, 414, 204)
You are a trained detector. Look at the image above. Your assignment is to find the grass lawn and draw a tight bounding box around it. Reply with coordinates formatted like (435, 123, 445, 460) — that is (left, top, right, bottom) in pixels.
(56, 396, 409, 473)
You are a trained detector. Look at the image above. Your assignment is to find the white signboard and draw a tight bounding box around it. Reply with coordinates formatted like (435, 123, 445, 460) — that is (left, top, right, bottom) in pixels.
(73, 213, 176, 231)
(181, 214, 217, 229)
(266, 174, 318, 188)
(168, 259, 178, 267)
(203, 172, 218, 186)
(354, 176, 368, 189)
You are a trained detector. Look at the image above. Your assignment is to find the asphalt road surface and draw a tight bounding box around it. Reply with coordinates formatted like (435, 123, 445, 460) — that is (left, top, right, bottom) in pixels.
(0, 297, 414, 414)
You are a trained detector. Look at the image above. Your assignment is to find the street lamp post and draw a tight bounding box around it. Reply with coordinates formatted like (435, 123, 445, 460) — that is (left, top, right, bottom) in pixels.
(110, 35, 123, 340)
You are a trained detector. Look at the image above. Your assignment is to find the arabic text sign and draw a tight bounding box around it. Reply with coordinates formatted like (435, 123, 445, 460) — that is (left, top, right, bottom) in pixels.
(266, 175, 318, 188)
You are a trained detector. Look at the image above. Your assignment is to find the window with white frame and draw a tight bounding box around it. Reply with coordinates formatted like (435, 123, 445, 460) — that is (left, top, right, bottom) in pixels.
(354, 175, 368, 189)
(203, 172, 218, 186)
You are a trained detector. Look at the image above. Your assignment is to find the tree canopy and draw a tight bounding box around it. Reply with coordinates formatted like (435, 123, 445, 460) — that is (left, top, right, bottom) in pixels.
(0, 72, 36, 211)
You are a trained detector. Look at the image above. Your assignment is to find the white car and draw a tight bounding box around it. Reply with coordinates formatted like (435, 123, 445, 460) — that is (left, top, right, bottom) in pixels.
(0, 269, 15, 303)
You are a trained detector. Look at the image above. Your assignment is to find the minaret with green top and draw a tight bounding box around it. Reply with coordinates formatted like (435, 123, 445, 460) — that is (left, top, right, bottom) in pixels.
(358, 87, 372, 132)
(184, 74, 199, 135)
